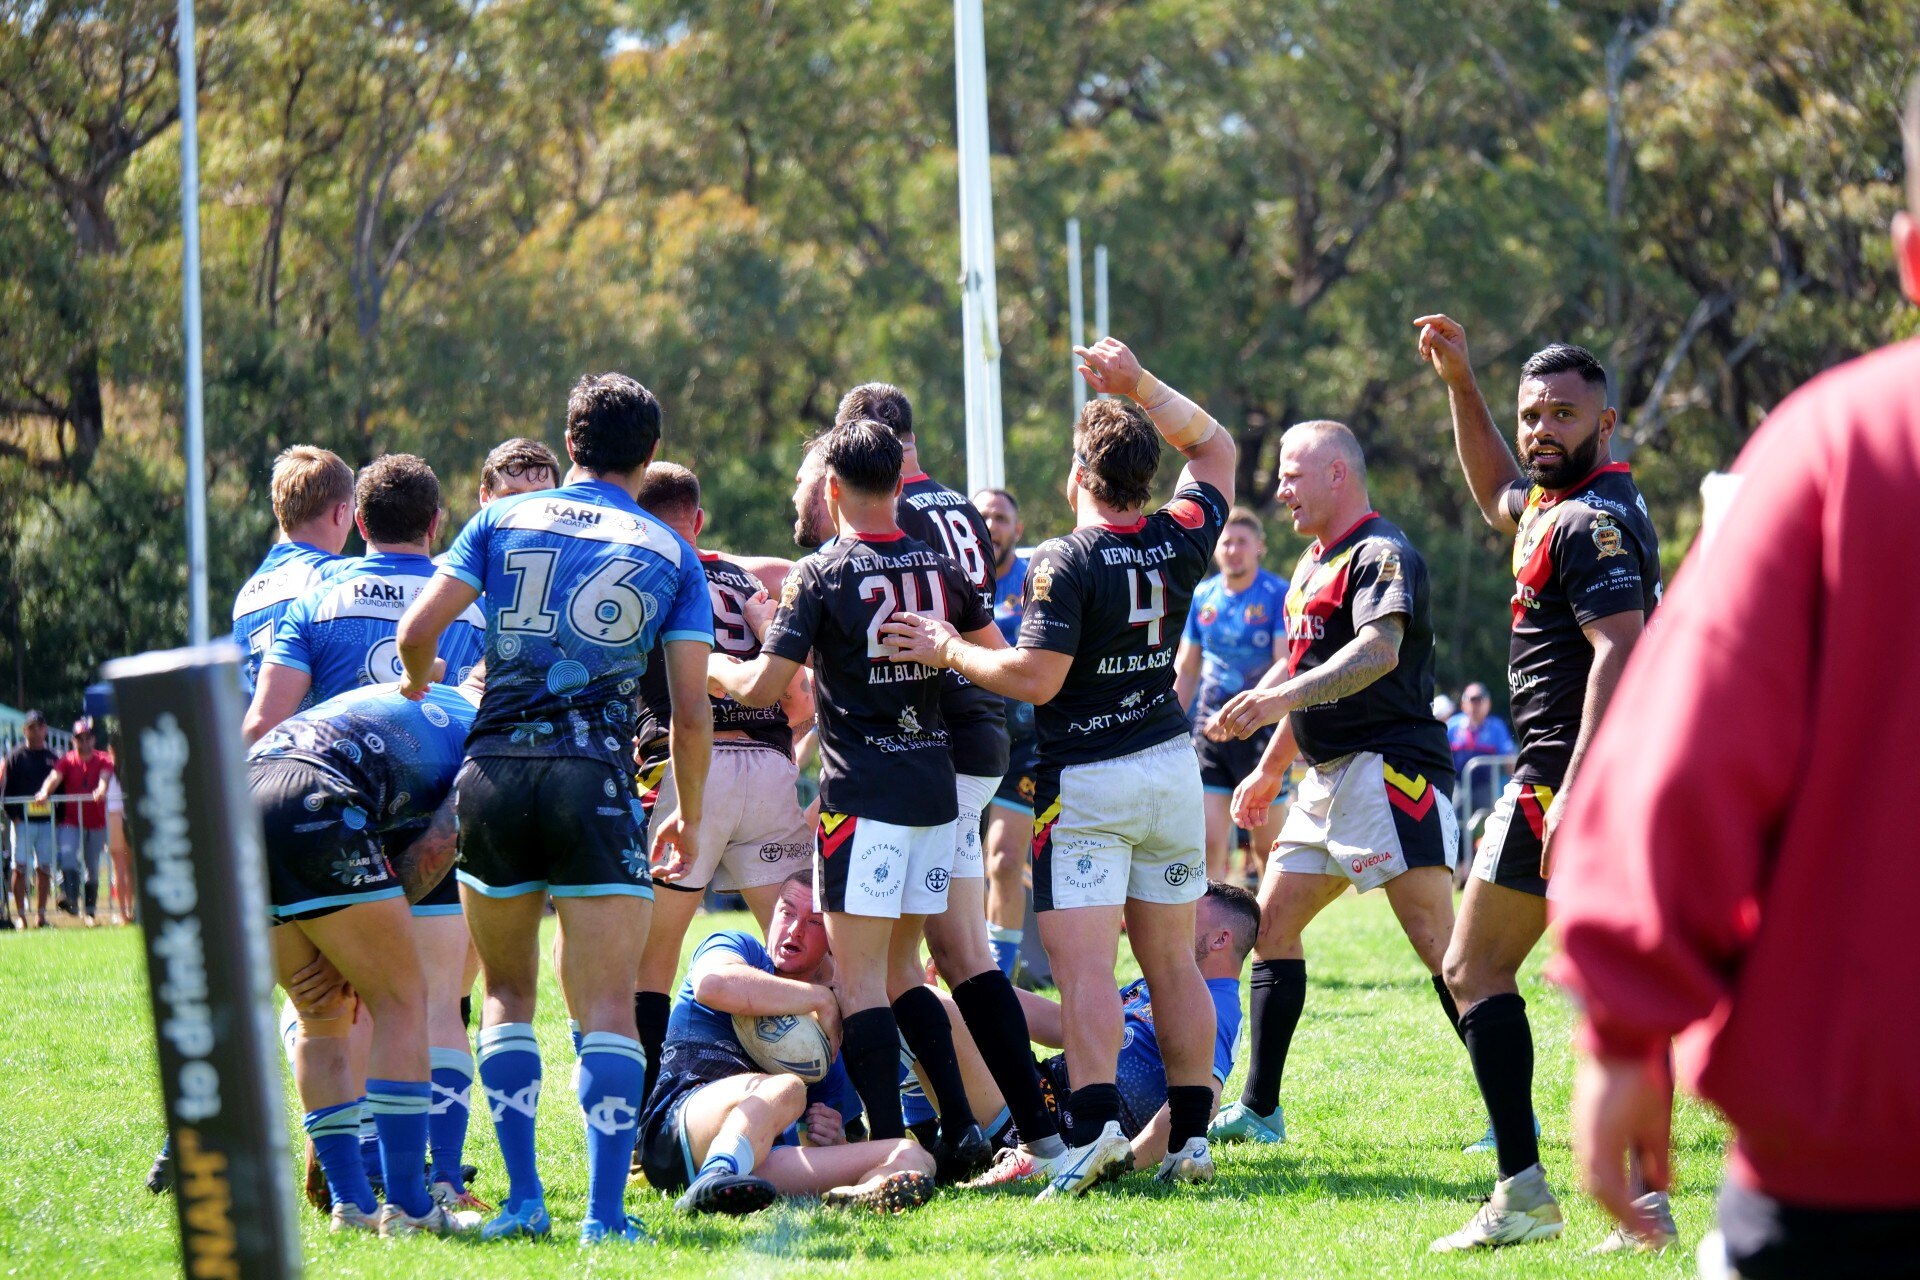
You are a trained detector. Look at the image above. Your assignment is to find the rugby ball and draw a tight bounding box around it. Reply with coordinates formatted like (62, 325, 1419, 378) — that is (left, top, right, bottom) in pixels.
(732, 1011, 833, 1084)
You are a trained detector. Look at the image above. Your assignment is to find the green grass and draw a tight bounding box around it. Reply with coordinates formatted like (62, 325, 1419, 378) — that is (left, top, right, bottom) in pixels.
(0, 895, 1725, 1276)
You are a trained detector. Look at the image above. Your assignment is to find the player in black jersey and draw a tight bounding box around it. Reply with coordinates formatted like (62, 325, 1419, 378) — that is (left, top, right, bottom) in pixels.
(627, 462, 813, 1100)
(1415, 315, 1663, 1252)
(882, 337, 1237, 1200)
(1195, 422, 1462, 1151)
(829, 385, 1063, 1175)
(708, 420, 1003, 1167)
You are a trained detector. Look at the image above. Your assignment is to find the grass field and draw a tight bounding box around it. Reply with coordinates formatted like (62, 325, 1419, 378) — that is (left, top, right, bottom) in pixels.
(0, 894, 1726, 1277)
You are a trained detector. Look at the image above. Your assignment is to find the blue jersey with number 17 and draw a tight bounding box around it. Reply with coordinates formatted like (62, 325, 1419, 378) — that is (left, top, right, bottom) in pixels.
(231, 541, 344, 697)
(436, 478, 713, 766)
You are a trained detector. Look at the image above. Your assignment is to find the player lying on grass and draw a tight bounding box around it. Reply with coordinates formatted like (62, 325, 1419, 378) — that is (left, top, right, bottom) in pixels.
(635, 871, 938, 1215)
(916, 881, 1257, 1186)
(250, 678, 480, 1238)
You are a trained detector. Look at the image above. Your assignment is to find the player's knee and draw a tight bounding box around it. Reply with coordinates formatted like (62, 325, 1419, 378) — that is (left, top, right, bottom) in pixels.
(296, 995, 355, 1041)
(755, 1071, 807, 1116)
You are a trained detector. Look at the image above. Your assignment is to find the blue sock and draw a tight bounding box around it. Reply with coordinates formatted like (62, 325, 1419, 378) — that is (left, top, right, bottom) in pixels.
(357, 1098, 380, 1175)
(427, 1047, 474, 1188)
(988, 925, 1022, 978)
(478, 1023, 544, 1210)
(305, 1101, 377, 1214)
(698, 1129, 755, 1181)
(577, 1031, 646, 1228)
(366, 1078, 434, 1218)
(568, 1019, 583, 1057)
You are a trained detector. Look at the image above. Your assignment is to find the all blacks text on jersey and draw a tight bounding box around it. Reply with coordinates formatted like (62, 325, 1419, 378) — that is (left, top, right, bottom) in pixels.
(1095, 648, 1175, 675)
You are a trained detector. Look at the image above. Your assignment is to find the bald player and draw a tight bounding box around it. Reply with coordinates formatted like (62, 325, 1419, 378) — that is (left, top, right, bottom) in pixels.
(1203, 421, 1462, 1152)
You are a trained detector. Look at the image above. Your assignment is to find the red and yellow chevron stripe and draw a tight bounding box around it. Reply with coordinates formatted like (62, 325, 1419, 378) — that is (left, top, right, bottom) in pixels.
(818, 812, 857, 860)
(1030, 799, 1061, 861)
(1382, 763, 1434, 821)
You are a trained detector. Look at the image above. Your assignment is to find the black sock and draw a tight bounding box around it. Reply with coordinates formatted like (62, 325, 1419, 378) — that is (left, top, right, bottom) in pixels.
(1460, 993, 1538, 1179)
(633, 989, 671, 1104)
(1432, 974, 1464, 1042)
(892, 987, 977, 1135)
(459, 995, 472, 1030)
(951, 970, 1058, 1143)
(1166, 1085, 1214, 1152)
(907, 1117, 941, 1149)
(841, 1007, 906, 1140)
(1065, 1083, 1121, 1147)
(1240, 958, 1306, 1115)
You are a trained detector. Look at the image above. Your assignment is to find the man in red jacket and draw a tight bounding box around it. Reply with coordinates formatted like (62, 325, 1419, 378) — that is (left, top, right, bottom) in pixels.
(1551, 77, 1920, 1279)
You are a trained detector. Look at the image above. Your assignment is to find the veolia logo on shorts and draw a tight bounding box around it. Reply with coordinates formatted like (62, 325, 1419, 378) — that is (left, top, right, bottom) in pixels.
(547, 659, 590, 696)
(1164, 861, 1194, 887)
(924, 868, 949, 893)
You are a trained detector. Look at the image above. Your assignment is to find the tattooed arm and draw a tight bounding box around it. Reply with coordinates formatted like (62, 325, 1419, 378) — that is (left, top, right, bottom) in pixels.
(1206, 616, 1406, 741)
(390, 793, 459, 904)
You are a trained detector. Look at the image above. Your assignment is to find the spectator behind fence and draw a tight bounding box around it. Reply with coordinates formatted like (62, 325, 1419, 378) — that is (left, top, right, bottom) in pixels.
(1447, 683, 1516, 817)
(2, 710, 60, 929)
(33, 717, 114, 926)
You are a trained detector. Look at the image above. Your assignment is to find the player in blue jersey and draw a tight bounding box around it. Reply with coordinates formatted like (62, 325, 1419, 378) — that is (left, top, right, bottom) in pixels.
(972, 486, 1038, 980)
(1173, 507, 1290, 881)
(396, 372, 714, 1246)
(248, 454, 484, 741)
(940, 881, 1258, 1186)
(231, 446, 355, 697)
(250, 680, 482, 1238)
(636, 873, 938, 1215)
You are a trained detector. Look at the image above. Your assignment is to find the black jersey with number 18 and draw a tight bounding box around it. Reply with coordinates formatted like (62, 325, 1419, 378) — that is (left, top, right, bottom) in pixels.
(635, 553, 794, 770)
(896, 473, 1010, 779)
(1017, 481, 1227, 768)
(763, 533, 991, 826)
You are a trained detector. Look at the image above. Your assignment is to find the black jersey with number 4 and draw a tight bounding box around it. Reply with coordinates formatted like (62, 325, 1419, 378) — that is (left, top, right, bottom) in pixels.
(1506, 463, 1661, 786)
(1281, 513, 1452, 779)
(763, 533, 991, 826)
(635, 553, 794, 769)
(895, 473, 1010, 778)
(1017, 481, 1227, 768)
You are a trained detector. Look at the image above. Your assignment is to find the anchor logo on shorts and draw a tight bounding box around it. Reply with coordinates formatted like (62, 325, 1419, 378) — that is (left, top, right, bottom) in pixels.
(924, 868, 949, 893)
(1164, 862, 1195, 887)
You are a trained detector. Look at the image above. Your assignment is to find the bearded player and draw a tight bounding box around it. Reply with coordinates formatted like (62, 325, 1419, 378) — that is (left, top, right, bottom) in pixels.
(882, 337, 1236, 1198)
(1414, 315, 1664, 1252)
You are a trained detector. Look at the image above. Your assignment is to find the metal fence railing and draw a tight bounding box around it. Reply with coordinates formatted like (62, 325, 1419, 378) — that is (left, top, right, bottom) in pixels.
(2, 792, 122, 920)
(1455, 753, 1517, 829)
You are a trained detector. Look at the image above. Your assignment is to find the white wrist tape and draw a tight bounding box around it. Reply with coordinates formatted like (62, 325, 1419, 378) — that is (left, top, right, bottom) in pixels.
(1133, 371, 1219, 451)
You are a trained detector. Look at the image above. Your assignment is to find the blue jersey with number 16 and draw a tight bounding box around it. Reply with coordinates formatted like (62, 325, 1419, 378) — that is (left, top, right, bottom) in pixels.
(436, 478, 713, 766)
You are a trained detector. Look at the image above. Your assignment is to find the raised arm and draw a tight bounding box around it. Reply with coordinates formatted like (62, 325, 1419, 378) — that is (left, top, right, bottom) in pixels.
(1076, 338, 1237, 506)
(1414, 314, 1526, 535)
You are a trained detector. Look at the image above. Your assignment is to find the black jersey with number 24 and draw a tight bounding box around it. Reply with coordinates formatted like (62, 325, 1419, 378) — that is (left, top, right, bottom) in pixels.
(635, 553, 793, 766)
(895, 473, 1010, 778)
(1018, 481, 1227, 768)
(763, 533, 991, 826)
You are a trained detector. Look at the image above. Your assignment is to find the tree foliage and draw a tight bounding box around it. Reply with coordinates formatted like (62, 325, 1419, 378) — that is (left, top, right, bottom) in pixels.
(1, 0, 1913, 710)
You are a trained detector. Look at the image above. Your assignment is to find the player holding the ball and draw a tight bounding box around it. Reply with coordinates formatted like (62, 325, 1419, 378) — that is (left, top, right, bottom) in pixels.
(635, 873, 938, 1214)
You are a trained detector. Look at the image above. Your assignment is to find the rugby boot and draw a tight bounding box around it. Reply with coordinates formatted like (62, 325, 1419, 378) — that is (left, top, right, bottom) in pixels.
(934, 1122, 994, 1183)
(822, 1169, 936, 1213)
(1463, 1111, 1541, 1155)
(377, 1201, 482, 1238)
(1430, 1163, 1566, 1252)
(328, 1201, 379, 1234)
(1592, 1190, 1679, 1254)
(675, 1168, 778, 1216)
(1208, 1099, 1285, 1145)
(479, 1197, 552, 1241)
(1154, 1137, 1216, 1185)
(580, 1216, 653, 1245)
(1034, 1121, 1132, 1201)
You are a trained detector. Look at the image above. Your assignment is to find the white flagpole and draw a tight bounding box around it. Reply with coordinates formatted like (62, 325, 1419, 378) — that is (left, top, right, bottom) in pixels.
(178, 0, 209, 645)
(1094, 243, 1110, 343)
(1067, 218, 1086, 416)
(954, 0, 1004, 492)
